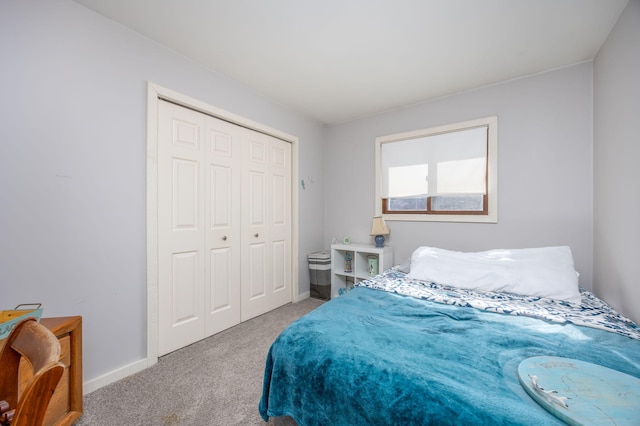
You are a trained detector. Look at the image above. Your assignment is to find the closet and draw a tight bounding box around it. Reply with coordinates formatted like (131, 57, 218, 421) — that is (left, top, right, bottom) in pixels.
(157, 100, 292, 356)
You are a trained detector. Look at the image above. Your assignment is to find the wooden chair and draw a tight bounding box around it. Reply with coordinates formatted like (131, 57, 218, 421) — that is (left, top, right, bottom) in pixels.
(0, 318, 64, 426)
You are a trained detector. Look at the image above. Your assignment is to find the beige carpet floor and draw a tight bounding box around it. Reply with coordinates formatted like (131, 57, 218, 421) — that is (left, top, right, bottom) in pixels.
(76, 297, 324, 425)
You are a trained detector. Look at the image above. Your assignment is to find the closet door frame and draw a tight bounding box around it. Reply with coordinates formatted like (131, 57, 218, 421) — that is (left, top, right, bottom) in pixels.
(145, 82, 300, 367)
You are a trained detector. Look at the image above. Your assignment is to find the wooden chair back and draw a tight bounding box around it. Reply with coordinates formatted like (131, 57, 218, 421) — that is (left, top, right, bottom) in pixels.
(0, 318, 64, 426)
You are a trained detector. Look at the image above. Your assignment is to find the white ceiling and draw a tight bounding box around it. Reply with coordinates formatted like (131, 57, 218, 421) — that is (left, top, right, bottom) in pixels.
(75, 0, 627, 125)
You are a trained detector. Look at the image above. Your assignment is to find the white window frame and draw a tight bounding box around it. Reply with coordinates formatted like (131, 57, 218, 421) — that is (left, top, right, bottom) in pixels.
(375, 116, 498, 223)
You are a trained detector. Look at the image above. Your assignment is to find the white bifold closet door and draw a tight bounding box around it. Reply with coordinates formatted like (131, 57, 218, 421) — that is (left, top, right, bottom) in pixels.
(157, 100, 291, 356)
(241, 131, 292, 321)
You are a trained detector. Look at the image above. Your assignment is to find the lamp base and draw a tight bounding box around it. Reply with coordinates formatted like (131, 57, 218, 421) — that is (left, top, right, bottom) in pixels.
(374, 235, 385, 248)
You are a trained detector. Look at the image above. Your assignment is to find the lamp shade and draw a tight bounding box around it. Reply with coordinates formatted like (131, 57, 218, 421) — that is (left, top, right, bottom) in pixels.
(370, 216, 390, 236)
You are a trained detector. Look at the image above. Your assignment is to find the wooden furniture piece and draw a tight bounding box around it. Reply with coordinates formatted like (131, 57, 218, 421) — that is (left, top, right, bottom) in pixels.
(0, 316, 82, 426)
(0, 318, 64, 426)
(330, 243, 393, 298)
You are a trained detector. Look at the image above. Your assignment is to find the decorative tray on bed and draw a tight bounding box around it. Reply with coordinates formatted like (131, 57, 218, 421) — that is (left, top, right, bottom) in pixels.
(518, 356, 640, 426)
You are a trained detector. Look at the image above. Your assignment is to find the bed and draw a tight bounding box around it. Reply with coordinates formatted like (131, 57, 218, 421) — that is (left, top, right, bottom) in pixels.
(259, 246, 640, 425)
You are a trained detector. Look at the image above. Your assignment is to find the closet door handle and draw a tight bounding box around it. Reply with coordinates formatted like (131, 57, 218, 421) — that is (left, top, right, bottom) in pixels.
(254, 233, 259, 238)
(222, 236, 227, 241)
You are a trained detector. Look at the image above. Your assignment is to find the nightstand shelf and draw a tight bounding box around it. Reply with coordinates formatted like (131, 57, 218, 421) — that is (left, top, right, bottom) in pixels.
(330, 243, 393, 299)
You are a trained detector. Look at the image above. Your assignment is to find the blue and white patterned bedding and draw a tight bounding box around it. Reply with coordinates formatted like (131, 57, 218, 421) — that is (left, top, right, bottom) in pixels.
(356, 267, 640, 340)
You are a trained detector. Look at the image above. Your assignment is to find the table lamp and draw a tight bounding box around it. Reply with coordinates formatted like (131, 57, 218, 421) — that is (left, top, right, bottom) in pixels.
(370, 216, 390, 248)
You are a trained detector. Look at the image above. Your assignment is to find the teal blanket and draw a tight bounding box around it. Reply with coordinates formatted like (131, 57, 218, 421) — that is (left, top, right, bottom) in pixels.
(259, 287, 640, 425)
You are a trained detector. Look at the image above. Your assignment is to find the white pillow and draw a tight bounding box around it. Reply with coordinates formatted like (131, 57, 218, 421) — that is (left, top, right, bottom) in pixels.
(407, 246, 581, 304)
(395, 258, 412, 274)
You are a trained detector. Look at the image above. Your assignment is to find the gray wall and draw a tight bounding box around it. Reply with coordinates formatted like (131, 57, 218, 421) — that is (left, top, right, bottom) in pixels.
(593, 0, 640, 325)
(325, 63, 594, 289)
(0, 0, 325, 383)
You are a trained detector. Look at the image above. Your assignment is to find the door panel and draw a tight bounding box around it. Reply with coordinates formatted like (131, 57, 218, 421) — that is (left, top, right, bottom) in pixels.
(242, 133, 269, 320)
(241, 132, 292, 320)
(210, 248, 231, 311)
(171, 251, 200, 324)
(158, 101, 206, 356)
(272, 240, 287, 293)
(172, 159, 198, 230)
(269, 138, 292, 308)
(204, 117, 241, 336)
(210, 165, 231, 226)
(208, 245, 239, 337)
(249, 243, 267, 299)
(249, 171, 266, 226)
(172, 117, 200, 150)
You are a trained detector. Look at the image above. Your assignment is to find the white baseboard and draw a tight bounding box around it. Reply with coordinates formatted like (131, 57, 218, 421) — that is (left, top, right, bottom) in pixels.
(294, 291, 310, 302)
(83, 357, 152, 395)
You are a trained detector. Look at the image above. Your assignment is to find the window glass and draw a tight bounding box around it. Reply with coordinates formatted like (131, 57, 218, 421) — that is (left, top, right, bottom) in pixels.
(375, 117, 497, 223)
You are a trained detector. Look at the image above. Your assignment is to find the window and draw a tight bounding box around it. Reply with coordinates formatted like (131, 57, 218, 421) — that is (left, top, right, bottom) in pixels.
(375, 116, 497, 223)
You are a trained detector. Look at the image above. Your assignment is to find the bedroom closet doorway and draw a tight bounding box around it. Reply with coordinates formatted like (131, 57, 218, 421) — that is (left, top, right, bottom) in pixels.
(152, 93, 295, 357)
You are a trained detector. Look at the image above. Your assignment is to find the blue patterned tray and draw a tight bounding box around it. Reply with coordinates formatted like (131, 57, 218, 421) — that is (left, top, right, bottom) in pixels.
(518, 356, 640, 426)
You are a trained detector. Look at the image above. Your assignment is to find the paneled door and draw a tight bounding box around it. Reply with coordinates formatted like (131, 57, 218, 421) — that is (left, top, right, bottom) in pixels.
(157, 100, 291, 355)
(158, 101, 207, 355)
(241, 131, 292, 321)
(203, 115, 243, 337)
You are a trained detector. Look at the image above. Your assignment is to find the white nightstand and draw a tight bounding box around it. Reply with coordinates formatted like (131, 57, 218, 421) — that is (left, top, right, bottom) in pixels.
(330, 243, 393, 299)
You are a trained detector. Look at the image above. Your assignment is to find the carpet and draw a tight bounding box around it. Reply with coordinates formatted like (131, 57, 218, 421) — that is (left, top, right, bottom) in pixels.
(77, 298, 323, 425)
